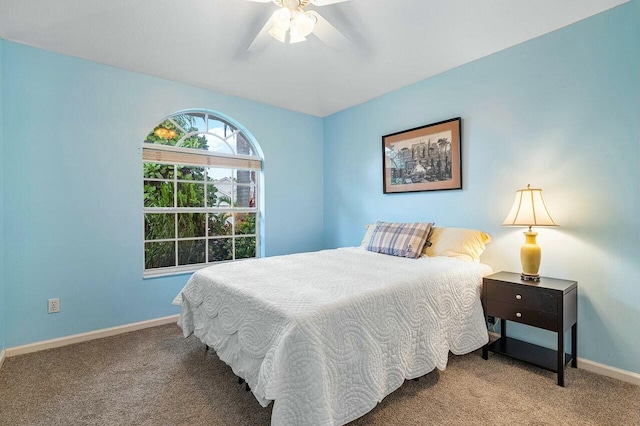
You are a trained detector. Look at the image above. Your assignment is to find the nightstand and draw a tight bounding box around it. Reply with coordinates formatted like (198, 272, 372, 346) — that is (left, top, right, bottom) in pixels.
(482, 271, 577, 386)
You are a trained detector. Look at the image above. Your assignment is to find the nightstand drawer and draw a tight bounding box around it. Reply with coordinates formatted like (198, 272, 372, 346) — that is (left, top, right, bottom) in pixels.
(486, 281, 556, 314)
(488, 301, 557, 331)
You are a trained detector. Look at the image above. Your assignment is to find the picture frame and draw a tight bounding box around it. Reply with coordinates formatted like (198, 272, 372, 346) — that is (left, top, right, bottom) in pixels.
(382, 117, 462, 194)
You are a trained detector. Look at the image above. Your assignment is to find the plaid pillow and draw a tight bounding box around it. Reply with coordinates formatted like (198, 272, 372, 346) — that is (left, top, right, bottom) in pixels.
(366, 222, 434, 258)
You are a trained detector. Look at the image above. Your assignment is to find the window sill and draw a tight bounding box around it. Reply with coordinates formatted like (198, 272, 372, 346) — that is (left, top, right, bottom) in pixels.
(143, 257, 258, 279)
(143, 264, 208, 279)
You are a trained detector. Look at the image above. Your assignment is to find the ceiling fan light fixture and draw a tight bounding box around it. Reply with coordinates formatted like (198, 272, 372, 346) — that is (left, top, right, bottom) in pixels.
(269, 25, 288, 43)
(269, 7, 291, 42)
(291, 10, 315, 37)
(281, 0, 304, 10)
(249, 0, 349, 51)
(289, 27, 307, 43)
(270, 7, 292, 31)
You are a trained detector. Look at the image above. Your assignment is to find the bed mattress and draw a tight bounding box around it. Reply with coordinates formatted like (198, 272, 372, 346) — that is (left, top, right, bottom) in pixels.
(173, 247, 489, 425)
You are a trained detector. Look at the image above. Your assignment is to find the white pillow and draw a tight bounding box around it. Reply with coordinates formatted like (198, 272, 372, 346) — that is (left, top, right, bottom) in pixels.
(423, 227, 492, 262)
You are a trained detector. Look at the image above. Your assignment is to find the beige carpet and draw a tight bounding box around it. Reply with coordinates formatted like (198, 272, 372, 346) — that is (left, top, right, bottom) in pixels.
(0, 324, 637, 426)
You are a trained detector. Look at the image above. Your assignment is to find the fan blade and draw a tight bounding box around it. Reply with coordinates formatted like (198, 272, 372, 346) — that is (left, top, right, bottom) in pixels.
(247, 19, 273, 52)
(309, 0, 350, 5)
(308, 10, 349, 51)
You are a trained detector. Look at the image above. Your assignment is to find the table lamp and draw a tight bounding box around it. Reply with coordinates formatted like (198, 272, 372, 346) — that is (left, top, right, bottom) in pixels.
(502, 184, 557, 281)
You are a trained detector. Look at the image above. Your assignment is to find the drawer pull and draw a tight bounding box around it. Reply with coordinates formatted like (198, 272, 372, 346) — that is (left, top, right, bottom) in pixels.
(515, 294, 522, 300)
(516, 312, 522, 318)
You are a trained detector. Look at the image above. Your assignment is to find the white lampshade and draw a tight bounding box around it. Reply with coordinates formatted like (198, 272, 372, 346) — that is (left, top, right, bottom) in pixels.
(291, 11, 315, 37)
(502, 184, 557, 228)
(270, 7, 291, 43)
(289, 27, 307, 43)
(269, 6, 316, 44)
(269, 25, 288, 43)
(271, 8, 291, 29)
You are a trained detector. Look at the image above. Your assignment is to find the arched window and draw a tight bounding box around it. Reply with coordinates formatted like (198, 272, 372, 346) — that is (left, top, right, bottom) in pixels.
(142, 110, 262, 277)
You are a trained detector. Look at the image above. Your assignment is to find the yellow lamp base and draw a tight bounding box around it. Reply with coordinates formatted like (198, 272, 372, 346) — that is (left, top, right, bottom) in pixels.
(520, 230, 541, 282)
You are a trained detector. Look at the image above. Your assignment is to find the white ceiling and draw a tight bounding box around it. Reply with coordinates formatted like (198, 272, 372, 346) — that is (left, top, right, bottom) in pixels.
(0, 0, 628, 117)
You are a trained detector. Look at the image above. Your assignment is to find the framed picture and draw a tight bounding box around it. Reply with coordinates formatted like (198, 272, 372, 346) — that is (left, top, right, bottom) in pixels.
(382, 117, 462, 194)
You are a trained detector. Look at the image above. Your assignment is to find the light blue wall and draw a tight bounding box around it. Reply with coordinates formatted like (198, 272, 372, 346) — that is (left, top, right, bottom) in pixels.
(324, 1, 639, 374)
(1, 42, 324, 347)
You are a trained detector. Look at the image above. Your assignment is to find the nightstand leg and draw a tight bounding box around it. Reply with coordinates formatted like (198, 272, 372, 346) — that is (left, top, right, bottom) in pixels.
(500, 319, 507, 338)
(482, 345, 488, 360)
(557, 330, 565, 387)
(571, 323, 578, 368)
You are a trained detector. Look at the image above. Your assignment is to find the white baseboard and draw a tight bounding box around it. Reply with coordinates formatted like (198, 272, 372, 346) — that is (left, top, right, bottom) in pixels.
(0, 349, 5, 369)
(578, 357, 640, 386)
(5, 315, 179, 358)
(487, 332, 639, 386)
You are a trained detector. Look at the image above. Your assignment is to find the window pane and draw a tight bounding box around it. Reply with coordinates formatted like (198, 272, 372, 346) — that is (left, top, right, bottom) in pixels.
(176, 165, 205, 181)
(145, 213, 175, 240)
(234, 184, 256, 208)
(178, 132, 208, 151)
(208, 213, 233, 236)
(235, 132, 256, 157)
(203, 133, 234, 155)
(209, 238, 233, 262)
(145, 241, 175, 269)
(173, 113, 206, 133)
(207, 186, 231, 207)
(216, 132, 257, 157)
(208, 116, 227, 134)
(206, 167, 232, 181)
(235, 237, 256, 259)
(144, 181, 174, 208)
(206, 168, 232, 207)
(146, 113, 257, 157)
(177, 182, 204, 207)
(190, 113, 207, 133)
(145, 120, 184, 146)
(235, 169, 256, 185)
(143, 163, 174, 179)
(235, 213, 256, 235)
(178, 240, 205, 265)
(177, 213, 206, 238)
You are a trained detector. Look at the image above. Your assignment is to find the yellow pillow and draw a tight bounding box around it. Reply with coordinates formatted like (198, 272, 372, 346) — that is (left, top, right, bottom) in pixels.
(423, 227, 492, 262)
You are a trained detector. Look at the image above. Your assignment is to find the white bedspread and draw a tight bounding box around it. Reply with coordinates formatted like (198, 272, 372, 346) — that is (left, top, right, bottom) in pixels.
(173, 247, 488, 426)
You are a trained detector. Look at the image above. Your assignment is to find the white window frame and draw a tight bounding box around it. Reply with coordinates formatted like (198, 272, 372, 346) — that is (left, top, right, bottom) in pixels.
(143, 111, 262, 278)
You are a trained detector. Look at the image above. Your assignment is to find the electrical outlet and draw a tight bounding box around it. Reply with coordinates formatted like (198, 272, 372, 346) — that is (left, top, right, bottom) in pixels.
(48, 298, 60, 314)
(487, 316, 495, 325)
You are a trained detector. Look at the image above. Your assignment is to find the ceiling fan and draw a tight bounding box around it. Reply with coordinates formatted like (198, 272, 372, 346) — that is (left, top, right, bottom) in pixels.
(245, 0, 351, 51)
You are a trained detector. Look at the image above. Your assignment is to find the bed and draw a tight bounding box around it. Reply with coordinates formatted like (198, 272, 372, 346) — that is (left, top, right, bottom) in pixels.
(173, 244, 490, 426)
